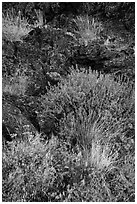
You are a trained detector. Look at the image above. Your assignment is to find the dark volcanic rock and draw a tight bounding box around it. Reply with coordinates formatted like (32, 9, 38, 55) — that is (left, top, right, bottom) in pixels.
(3, 93, 41, 140)
(68, 43, 112, 72)
(2, 122, 12, 142)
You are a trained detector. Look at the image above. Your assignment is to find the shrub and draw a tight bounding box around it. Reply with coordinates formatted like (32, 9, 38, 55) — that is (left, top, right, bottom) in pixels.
(2, 8, 33, 63)
(40, 68, 134, 156)
(2, 134, 59, 201)
(2, 9, 32, 43)
(72, 15, 103, 46)
(40, 68, 134, 123)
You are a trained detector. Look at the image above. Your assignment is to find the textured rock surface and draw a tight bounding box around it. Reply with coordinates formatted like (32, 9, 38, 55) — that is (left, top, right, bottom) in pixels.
(3, 93, 40, 141)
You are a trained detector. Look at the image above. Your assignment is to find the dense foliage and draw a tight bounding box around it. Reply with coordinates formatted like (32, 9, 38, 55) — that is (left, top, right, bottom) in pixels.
(2, 2, 135, 202)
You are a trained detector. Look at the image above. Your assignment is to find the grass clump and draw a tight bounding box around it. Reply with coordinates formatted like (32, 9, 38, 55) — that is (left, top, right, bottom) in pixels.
(2, 8, 33, 62)
(41, 69, 134, 127)
(73, 15, 103, 46)
(2, 134, 58, 202)
(2, 9, 32, 43)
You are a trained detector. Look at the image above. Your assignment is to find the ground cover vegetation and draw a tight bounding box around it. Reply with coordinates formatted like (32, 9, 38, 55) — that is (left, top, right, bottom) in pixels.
(2, 2, 135, 202)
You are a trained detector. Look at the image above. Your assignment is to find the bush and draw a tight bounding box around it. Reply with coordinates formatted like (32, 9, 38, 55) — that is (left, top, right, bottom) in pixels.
(39, 68, 134, 162)
(2, 9, 32, 43)
(2, 134, 59, 201)
(40, 68, 134, 124)
(72, 15, 103, 46)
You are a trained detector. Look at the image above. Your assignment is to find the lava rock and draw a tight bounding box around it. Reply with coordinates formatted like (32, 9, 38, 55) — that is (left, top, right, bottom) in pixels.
(2, 122, 12, 142)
